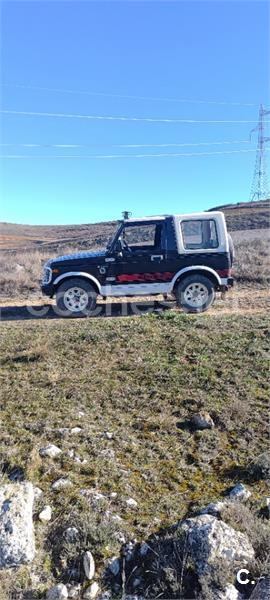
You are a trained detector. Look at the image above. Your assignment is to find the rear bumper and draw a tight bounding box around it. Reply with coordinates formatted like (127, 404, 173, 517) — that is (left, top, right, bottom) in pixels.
(219, 277, 234, 292)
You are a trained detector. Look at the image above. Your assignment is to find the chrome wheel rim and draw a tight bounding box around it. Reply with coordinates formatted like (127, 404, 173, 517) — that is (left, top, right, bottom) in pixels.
(183, 283, 209, 308)
(63, 287, 89, 312)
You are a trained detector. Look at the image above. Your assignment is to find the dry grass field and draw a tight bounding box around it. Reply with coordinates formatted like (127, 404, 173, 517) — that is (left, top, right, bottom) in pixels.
(0, 228, 269, 301)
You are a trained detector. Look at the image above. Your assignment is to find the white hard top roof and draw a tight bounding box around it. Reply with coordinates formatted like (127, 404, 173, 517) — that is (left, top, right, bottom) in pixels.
(124, 211, 222, 222)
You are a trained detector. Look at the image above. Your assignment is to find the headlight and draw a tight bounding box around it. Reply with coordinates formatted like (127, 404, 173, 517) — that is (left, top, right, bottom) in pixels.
(42, 266, 52, 284)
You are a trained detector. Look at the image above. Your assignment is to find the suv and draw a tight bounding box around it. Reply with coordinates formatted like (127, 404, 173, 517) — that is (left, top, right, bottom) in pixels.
(41, 212, 234, 316)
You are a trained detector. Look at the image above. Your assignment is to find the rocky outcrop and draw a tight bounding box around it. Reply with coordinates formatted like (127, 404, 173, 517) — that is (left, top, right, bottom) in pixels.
(180, 514, 254, 574)
(0, 482, 35, 568)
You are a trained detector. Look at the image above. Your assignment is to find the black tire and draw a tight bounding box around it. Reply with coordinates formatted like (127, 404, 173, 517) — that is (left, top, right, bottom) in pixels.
(55, 277, 97, 317)
(175, 274, 215, 313)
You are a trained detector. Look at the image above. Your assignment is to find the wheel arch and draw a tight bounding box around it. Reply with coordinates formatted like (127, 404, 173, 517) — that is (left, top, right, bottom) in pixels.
(171, 266, 221, 292)
(53, 272, 101, 294)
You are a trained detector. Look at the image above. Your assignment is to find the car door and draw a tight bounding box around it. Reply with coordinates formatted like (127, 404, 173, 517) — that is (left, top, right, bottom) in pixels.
(110, 220, 174, 295)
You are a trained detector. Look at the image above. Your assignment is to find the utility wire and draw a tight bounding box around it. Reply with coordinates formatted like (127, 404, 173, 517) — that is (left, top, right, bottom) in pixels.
(0, 139, 250, 149)
(0, 109, 264, 124)
(0, 149, 260, 159)
(1, 83, 258, 107)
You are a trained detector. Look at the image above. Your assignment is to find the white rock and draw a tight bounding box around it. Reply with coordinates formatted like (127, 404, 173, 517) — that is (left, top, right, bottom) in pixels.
(191, 411, 215, 430)
(228, 483, 251, 502)
(34, 486, 43, 500)
(39, 505, 52, 522)
(83, 550, 95, 580)
(200, 501, 226, 517)
(64, 527, 80, 543)
(216, 584, 243, 599)
(83, 582, 100, 600)
(58, 428, 70, 436)
(67, 449, 75, 459)
(125, 498, 138, 509)
(266, 497, 270, 516)
(78, 411, 85, 418)
(104, 432, 113, 440)
(51, 478, 72, 492)
(110, 492, 117, 499)
(180, 514, 254, 575)
(46, 583, 69, 599)
(105, 511, 122, 522)
(39, 444, 62, 459)
(80, 490, 106, 506)
(70, 427, 82, 435)
(0, 482, 35, 568)
(74, 455, 87, 465)
(109, 556, 121, 576)
(67, 583, 81, 598)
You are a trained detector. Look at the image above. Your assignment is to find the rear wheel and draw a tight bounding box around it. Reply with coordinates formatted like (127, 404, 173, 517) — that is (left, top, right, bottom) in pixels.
(56, 278, 97, 317)
(175, 274, 215, 313)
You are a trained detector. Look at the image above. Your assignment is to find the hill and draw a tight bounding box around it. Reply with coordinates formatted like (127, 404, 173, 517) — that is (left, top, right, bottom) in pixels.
(209, 199, 270, 231)
(0, 200, 269, 253)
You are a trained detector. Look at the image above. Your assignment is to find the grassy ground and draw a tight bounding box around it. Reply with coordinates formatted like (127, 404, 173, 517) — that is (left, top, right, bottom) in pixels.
(0, 310, 269, 596)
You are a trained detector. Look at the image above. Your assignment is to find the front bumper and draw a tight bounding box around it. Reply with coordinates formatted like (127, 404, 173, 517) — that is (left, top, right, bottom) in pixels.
(41, 282, 54, 297)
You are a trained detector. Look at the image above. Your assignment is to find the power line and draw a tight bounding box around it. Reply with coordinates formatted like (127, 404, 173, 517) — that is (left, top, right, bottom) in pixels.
(0, 139, 250, 149)
(0, 109, 264, 124)
(1, 83, 257, 107)
(0, 149, 260, 159)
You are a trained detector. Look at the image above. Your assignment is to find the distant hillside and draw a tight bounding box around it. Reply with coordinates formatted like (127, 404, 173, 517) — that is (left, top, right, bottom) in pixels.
(0, 220, 117, 252)
(0, 200, 269, 252)
(209, 199, 270, 231)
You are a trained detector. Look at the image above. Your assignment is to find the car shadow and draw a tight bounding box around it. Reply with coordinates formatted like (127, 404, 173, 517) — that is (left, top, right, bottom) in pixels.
(0, 300, 175, 322)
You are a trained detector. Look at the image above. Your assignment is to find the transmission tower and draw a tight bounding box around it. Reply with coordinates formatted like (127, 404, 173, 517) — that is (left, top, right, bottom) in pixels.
(249, 104, 270, 201)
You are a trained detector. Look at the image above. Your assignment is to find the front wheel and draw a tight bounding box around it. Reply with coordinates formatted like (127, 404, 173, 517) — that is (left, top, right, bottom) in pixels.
(175, 274, 215, 313)
(55, 278, 97, 317)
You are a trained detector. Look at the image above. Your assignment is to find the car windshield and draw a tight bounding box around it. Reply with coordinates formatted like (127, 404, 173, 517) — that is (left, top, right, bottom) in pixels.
(106, 222, 123, 251)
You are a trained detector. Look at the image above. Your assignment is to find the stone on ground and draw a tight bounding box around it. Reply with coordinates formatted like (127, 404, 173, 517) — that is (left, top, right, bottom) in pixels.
(39, 505, 52, 522)
(46, 583, 69, 599)
(83, 582, 100, 599)
(51, 477, 72, 491)
(39, 444, 62, 458)
(83, 550, 95, 580)
(180, 514, 254, 575)
(191, 411, 215, 430)
(0, 482, 35, 568)
(228, 483, 251, 502)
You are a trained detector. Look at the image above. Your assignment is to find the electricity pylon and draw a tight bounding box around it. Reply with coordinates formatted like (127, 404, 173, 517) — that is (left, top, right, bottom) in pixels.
(249, 105, 270, 201)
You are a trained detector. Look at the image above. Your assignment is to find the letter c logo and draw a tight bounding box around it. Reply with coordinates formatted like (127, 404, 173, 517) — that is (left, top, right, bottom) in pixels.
(237, 569, 250, 585)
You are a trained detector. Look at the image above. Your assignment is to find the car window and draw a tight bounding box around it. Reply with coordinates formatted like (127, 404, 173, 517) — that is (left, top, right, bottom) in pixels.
(123, 224, 160, 248)
(181, 219, 218, 250)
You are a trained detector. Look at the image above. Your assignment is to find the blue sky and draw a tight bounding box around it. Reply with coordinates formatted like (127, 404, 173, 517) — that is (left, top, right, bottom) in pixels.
(1, 0, 269, 225)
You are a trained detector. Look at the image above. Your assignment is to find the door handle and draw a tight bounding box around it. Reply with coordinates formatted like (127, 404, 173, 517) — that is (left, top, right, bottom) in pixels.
(151, 254, 164, 261)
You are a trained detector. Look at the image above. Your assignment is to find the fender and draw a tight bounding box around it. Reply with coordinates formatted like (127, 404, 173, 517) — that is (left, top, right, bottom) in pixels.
(170, 265, 221, 290)
(53, 271, 101, 293)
